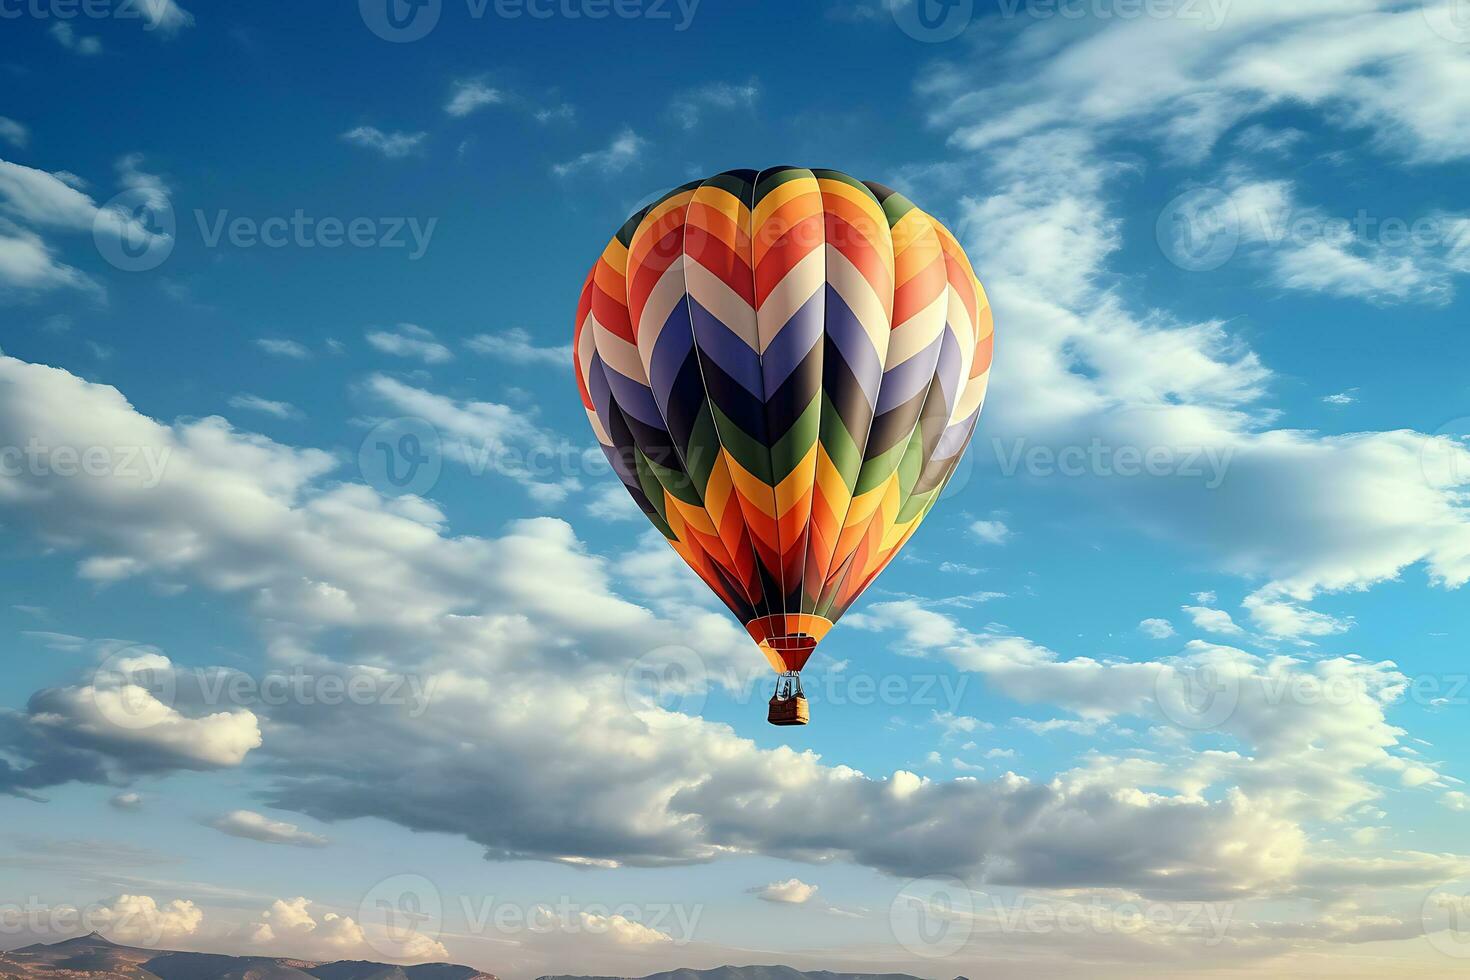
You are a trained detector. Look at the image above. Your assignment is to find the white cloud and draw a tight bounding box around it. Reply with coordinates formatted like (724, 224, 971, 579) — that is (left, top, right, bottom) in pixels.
(1233, 124, 1306, 157)
(1014, 717, 1099, 736)
(209, 809, 329, 847)
(1443, 791, 1470, 811)
(365, 323, 453, 364)
(445, 78, 503, 117)
(969, 520, 1011, 545)
(1140, 618, 1176, 639)
(49, 21, 102, 55)
(464, 327, 570, 366)
(250, 896, 445, 962)
(668, 81, 759, 129)
(228, 394, 300, 419)
(751, 878, 819, 904)
(0, 221, 92, 293)
(139, 0, 194, 35)
(936, 2, 1470, 165)
(95, 895, 202, 944)
(586, 485, 640, 522)
(110, 791, 143, 810)
(341, 126, 427, 159)
(5, 654, 262, 787)
(0, 117, 28, 149)
(552, 128, 645, 178)
(364, 372, 584, 501)
(0, 155, 171, 294)
(2, 355, 1465, 922)
(1181, 605, 1245, 636)
(254, 338, 311, 359)
(1322, 390, 1357, 406)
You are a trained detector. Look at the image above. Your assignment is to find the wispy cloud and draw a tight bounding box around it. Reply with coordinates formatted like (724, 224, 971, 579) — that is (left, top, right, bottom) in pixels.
(465, 328, 570, 366)
(668, 80, 759, 130)
(228, 394, 301, 419)
(49, 21, 102, 55)
(445, 77, 504, 117)
(0, 117, 29, 149)
(209, 810, 328, 848)
(341, 126, 427, 159)
(552, 128, 645, 178)
(254, 338, 311, 360)
(365, 323, 453, 364)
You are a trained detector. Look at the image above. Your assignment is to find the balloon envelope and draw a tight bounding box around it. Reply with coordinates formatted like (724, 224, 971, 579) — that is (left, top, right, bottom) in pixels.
(574, 168, 993, 673)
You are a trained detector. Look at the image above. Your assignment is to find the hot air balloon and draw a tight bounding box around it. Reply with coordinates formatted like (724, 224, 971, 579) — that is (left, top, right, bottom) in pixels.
(573, 168, 993, 726)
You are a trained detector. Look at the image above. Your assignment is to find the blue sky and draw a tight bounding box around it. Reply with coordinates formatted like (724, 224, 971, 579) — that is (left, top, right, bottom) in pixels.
(3, 0, 1470, 976)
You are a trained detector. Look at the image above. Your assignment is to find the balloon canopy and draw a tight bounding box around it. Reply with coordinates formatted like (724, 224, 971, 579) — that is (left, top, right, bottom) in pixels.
(574, 168, 993, 679)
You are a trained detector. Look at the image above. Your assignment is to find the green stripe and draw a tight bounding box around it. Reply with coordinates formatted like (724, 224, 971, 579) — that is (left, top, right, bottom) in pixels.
(709, 403, 775, 485)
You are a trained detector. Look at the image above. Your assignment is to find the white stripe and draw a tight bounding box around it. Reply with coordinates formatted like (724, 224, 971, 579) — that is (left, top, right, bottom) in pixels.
(637, 257, 688, 376)
(826, 246, 891, 366)
(754, 248, 825, 353)
(685, 259, 759, 350)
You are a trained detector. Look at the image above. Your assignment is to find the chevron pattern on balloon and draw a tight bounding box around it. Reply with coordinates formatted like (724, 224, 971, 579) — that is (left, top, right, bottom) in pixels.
(574, 167, 993, 676)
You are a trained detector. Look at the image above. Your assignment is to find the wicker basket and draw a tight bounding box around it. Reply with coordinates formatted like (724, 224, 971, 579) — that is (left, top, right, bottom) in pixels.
(768, 694, 810, 726)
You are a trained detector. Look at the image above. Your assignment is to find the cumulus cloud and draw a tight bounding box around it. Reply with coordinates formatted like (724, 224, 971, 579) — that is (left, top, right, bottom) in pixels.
(969, 520, 1011, 545)
(0, 651, 261, 796)
(95, 895, 202, 945)
(751, 878, 819, 904)
(0, 355, 1465, 933)
(1182, 605, 1245, 636)
(1140, 618, 1176, 639)
(922, 120, 1470, 648)
(209, 810, 329, 847)
(250, 896, 446, 962)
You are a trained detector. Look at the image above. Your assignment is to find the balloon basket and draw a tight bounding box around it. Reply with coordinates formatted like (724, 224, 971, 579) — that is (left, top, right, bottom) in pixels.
(768, 672, 810, 727)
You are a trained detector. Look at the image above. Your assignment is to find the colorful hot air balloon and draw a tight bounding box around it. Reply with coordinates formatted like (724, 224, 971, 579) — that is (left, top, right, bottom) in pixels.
(573, 168, 993, 725)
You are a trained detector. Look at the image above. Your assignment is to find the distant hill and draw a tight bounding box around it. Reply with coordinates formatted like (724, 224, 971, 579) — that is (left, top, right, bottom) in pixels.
(0, 939, 941, 980)
(0, 933, 496, 980)
(535, 970, 931, 980)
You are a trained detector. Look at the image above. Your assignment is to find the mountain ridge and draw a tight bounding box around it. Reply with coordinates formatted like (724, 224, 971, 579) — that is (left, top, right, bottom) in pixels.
(0, 933, 495, 980)
(0, 937, 943, 980)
